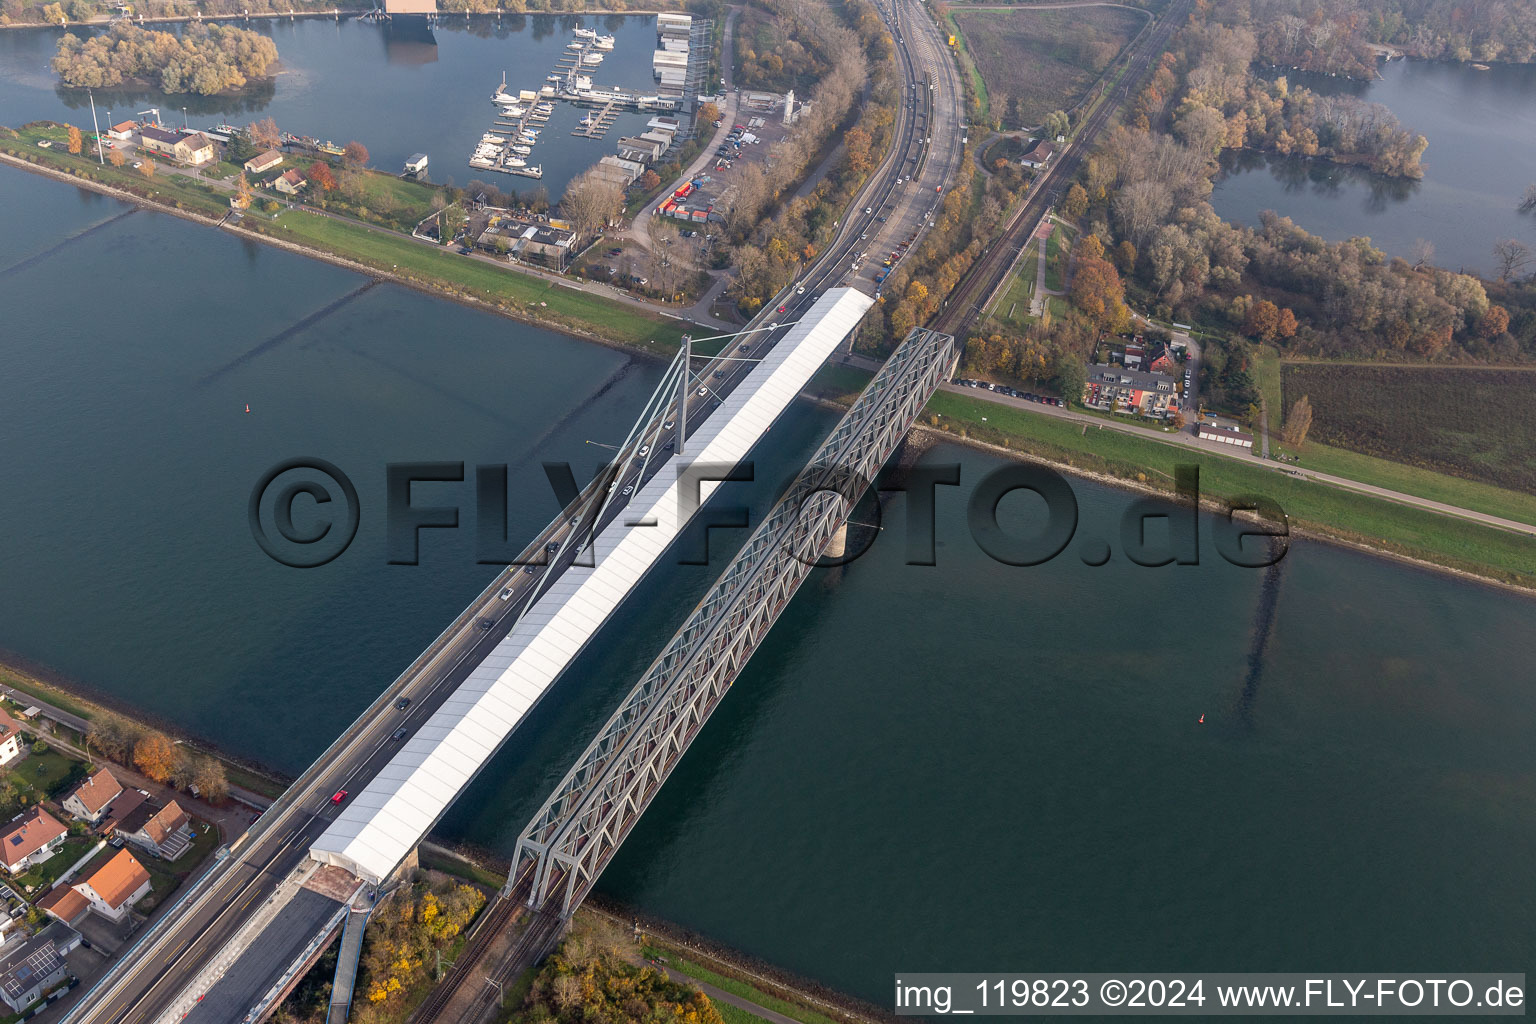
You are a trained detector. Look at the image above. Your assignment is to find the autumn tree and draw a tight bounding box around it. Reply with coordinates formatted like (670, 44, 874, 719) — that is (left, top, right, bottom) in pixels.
(248, 116, 280, 150)
(1074, 233, 1105, 262)
(639, 169, 661, 191)
(1281, 395, 1313, 447)
(233, 174, 252, 209)
(342, 140, 369, 168)
(109, 148, 126, 168)
(1062, 183, 1088, 218)
(1242, 299, 1297, 342)
(67, 124, 82, 155)
(306, 161, 337, 191)
(698, 101, 720, 125)
(138, 158, 156, 179)
(190, 757, 229, 803)
(1070, 257, 1129, 333)
(133, 733, 178, 782)
(1115, 240, 1137, 274)
(1478, 304, 1511, 338)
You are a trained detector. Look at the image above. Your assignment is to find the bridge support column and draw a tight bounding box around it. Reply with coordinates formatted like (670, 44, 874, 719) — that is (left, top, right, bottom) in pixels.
(824, 522, 848, 560)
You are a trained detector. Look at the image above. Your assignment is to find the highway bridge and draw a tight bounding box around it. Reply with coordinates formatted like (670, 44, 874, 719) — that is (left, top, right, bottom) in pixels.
(61, 1, 965, 1020)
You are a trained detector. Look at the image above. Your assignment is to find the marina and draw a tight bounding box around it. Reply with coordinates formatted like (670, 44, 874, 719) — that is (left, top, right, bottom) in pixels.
(467, 22, 680, 179)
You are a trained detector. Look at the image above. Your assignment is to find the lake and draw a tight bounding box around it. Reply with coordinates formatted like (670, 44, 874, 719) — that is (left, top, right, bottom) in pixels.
(1211, 59, 1536, 276)
(0, 13, 677, 198)
(3, 169, 1534, 1010)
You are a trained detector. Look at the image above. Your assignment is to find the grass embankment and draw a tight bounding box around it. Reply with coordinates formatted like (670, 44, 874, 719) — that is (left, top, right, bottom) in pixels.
(638, 944, 842, 1024)
(924, 391, 1536, 589)
(1, 122, 691, 355)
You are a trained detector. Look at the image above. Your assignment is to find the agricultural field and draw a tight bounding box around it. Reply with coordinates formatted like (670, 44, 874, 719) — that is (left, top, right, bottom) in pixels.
(951, 6, 1148, 126)
(1282, 363, 1536, 494)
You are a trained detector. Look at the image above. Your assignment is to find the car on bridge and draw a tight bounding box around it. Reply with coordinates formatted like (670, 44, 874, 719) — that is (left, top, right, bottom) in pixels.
(395, 697, 412, 710)
(332, 790, 348, 805)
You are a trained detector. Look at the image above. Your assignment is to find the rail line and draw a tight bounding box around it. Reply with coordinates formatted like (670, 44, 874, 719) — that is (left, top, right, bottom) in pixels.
(934, 0, 1194, 338)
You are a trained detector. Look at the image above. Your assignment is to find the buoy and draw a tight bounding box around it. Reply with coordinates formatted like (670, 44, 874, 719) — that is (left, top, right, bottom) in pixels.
(1198, 713, 1205, 724)
(245, 404, 251, 413)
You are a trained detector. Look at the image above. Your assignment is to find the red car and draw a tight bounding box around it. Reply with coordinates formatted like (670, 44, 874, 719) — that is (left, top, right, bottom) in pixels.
(332, 790, 348, 805)
(777, 304, 787, 313)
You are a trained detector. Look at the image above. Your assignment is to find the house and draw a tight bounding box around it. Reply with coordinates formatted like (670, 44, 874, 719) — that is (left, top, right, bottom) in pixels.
(274, 168, 307, 195)
(0, 708, 25, 768)
(244, 149, 283, 174)
(96, 787, 147, 836)
(1020, 139, 1056, 170)
(1082, 364, 1177, 418)
(1197, 422, 1255, 449)
(137, 127, 215, 166)
(1146, 344, 1177, 375)
(118, 800, 192, 860)
(62, 768, 124, 825)
(0, 808, 68, 874)
(107, 120, 137, 141)
(0, 921, 79, 1012)
(71, 849, 152, 923)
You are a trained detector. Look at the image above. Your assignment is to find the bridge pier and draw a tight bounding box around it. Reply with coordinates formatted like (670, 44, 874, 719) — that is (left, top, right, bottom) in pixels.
(825, 522, 848, 560)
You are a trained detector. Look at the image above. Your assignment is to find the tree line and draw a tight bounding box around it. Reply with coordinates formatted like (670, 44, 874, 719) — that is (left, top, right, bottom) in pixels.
(86, 712, 229, 802)
(1168, 20, 1427, 177)
(52, 22, 278, 95)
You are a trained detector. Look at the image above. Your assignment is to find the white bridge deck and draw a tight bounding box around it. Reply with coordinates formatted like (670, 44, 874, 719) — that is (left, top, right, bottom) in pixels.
(309, 288, 873, 883)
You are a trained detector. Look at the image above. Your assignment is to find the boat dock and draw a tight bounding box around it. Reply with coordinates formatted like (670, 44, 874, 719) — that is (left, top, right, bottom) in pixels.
(571, 101, 620, 139)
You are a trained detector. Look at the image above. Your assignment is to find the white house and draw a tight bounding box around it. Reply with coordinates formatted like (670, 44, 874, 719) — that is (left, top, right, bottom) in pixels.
(0, 709, 24, 767)
(0, 808, 67, 874)
(63, 767, 124, 825)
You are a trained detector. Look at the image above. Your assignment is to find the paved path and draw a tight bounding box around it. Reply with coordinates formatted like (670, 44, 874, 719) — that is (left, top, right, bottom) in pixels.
(933, 381, 1536, 536)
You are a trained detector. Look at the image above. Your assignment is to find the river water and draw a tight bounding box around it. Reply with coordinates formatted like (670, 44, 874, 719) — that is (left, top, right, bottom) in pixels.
(1211, 59, 1536, 276)
(3, 171, 1534, 1005)
(0, 14, 672, 197)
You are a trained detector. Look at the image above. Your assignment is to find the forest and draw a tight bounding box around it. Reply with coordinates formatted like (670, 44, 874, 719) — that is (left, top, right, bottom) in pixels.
(517, 921, 723, 1024)
(1210, 0, 1536, 74)
(51, 22, 278, 95)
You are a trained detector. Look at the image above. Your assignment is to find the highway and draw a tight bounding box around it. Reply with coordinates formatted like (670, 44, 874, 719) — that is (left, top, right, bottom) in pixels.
(935, 0, 1194, 336)
(64, 3, 962, 1022)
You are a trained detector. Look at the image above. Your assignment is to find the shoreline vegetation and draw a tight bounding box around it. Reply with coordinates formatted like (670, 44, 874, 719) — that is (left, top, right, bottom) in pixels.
(0, 127, 694, 357)
(52, 21, 278, 95)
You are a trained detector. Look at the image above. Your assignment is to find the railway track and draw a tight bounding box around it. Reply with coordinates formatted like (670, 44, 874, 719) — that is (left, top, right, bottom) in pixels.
(934, 0, 1194, 338)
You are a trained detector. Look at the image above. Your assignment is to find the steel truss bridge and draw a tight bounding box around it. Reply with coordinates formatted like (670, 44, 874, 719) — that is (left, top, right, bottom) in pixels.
(511, 327, 957, 917)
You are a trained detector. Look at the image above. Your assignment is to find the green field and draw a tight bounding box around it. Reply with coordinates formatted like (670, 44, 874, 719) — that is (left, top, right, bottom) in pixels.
(1282, 363, 1536, 494)
(951, 6, 1147, 125)
(922, 391, 1536, 588)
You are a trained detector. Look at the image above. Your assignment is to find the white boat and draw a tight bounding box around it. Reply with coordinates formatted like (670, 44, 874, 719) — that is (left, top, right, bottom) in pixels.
(506, 156, 527, 167)
(511, 144, 532, 155)
(481, 133, 507, 143)
(535, 102, 554, 112)
(594, 34, 614, 50)
(573, 26, 596, 39)
(470, 157, 496, 169)
(567, 41, 584, 50)
(547, 73, 563, 82)
(579, 115, 594, 127)
(582, 53, 603, 65)
(511, 164, 543, 178)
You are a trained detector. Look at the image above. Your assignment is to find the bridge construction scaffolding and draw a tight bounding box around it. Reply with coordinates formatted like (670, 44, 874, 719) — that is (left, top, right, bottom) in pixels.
(511, 327, 956, 917)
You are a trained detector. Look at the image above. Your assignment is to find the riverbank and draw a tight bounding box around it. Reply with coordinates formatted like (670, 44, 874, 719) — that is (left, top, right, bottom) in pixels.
(910, 390, 1536, 596)
(0, 126, 694, 359)
(0, 5, 690, 29)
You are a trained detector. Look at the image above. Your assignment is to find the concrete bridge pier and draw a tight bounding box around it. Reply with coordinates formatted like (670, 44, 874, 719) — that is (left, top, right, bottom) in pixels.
(824, 522, 848, 559)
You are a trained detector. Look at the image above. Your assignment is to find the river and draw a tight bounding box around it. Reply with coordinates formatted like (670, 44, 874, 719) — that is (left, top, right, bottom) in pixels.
(0, 13, 674, 198)
(1210, 59, 1536, 276)
(2, 171, 1534, 1008)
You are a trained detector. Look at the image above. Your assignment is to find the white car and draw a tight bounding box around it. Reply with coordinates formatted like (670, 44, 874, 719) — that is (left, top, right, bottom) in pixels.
(498, 587, 513, 600)
(637, 444, 650, 458)
(697, 385, 709, 397)
(621, 484, 633, 496)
